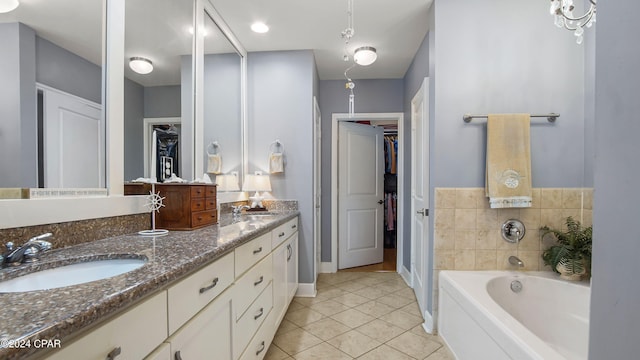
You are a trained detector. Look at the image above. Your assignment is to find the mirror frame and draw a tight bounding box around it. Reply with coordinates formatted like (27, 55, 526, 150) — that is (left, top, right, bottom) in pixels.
(0, 0, 247, 229)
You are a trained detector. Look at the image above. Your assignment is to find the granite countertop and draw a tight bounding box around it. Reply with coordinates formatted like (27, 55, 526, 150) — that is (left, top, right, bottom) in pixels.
(0, 211, 299, 359)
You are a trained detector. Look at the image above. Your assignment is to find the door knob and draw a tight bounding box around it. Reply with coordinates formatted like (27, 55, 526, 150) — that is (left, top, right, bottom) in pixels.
(416, 209, 429, 216)
(378, 200, 384, 204)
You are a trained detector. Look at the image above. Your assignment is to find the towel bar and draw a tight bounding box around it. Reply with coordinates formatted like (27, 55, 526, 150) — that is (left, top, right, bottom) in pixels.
(463, 113, 559, 123)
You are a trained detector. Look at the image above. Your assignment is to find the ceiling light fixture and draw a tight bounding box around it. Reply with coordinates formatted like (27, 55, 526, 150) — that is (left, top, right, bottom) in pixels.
(0, 0, 19, 13)
(129, 57, 153, 75)
(251, 22, 269, 34)
(354, 46, 377, 66)
(550, 0, 596, 44)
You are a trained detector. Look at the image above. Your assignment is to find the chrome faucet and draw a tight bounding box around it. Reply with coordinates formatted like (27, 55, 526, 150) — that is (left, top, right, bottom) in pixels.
(2, 233, 53, 267)
(231, 205, 250, 216)
(509, 255, 524, 267)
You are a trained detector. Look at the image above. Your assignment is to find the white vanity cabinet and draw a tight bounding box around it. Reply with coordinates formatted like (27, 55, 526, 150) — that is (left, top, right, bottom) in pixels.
(46, 291, 168, 360)
(271, 218, 299, 326)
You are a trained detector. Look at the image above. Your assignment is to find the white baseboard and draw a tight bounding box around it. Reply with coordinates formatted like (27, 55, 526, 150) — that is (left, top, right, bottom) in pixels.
(319, 261, 335, 273)
(295, 283, 317, 297)
(422, 310, 436, 334)
(399, 265, 412, 287)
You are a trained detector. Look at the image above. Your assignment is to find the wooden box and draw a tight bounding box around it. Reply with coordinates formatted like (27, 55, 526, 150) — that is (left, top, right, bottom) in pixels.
(153, 184, 218, 230)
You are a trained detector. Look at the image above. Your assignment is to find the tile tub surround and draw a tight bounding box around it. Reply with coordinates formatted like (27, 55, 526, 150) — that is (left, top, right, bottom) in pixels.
(432, 188, 593, 321)
(0, 213, 149, 250)
(0, 211, 299, 359)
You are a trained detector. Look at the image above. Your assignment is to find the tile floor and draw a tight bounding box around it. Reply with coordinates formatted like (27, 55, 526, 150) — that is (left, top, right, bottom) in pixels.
(265, 272, 454, 360)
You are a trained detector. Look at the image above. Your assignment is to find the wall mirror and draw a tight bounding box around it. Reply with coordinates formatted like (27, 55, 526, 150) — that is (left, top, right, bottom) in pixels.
(0, 0, 104, 193)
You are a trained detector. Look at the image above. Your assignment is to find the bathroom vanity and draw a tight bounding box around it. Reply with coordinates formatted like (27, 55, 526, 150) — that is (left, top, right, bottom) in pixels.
(0, 212, 299, 360)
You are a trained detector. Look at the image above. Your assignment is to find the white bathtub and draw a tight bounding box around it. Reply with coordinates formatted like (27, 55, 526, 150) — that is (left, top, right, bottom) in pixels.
(438, 271, 590, 360)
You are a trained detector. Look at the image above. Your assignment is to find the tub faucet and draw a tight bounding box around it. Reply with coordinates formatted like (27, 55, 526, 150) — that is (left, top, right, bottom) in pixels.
(509, 255, 524, 267)
(2, 233, 53, 267)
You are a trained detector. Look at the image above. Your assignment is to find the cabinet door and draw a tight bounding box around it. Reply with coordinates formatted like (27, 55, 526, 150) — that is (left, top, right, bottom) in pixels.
(168, 289, 233, 360)
(46, 292, 167, 360)
(286, 233, 299, 302)
(271, 240, 287, 326)
(144, 343, 171, 360)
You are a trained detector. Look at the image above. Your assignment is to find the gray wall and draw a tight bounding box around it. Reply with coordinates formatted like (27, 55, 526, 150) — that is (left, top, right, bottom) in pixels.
(36, 37, 102, 104)
(144, 86, 181, 118)
(0, 23, 37, 188)
(590, 0, 640, 357)
(248, 50, 316, 284)
(318, 79, 404, 262)
(402, 29, 430, 274)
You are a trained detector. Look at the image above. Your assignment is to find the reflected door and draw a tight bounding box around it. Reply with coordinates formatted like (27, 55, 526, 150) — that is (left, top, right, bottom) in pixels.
(42, 87, 103, 188)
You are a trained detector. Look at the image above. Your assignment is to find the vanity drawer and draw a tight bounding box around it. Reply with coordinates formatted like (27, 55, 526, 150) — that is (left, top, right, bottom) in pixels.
(234, 284, 273, 358)
(271, 217, 298, 248)
(234, 254, 273, 320)
(191, 199, 206, 211)
(205, 198, 217, 210)
(191, 210, 216, 227)
(204, 186, 217, 198)
(239, 307, 277, 360)
(167, 252, 234, 334)
(190, 186, 206, 198)
(235, 232, 271, 277)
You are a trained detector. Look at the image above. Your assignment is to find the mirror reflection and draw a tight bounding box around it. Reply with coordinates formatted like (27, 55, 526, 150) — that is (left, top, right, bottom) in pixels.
(201, 8, 242, 185)
(0, 0, 103, 190)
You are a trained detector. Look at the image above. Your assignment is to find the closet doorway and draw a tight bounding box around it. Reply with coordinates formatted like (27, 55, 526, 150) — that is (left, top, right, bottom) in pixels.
(331, 113, 404, 272)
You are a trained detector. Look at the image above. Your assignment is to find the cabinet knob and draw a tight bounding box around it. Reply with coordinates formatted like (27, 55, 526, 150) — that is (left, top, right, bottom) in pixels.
(174, 350, 183, 360)
(106, 347, 121, 360)
(291, 224, 297, 229)
(253, 247, 263, 255)
(199, 277, 219, 294)
(287, 244, 292, 261)
(254, 275, 264, 286)
(279, 232, 285, 237)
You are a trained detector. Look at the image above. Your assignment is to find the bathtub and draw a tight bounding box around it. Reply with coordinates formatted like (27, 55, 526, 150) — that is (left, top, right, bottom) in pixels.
(438, 271, 590, 360)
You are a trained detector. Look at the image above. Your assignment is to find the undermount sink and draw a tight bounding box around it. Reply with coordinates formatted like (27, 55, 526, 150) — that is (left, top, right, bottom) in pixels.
(0, 257, 147, 293)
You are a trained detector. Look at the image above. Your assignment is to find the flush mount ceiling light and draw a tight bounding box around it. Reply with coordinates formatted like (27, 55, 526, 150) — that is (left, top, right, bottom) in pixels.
(354, 46, 377, 66)
(129, 57, 153, 75)
(0, 0, 19, 13)
(550, 0, 596, 44)
(251, 22, 269, 34)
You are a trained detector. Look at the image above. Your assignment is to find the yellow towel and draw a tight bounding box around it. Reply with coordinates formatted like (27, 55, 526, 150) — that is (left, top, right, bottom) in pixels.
(485, 114, 532, 208)
(269, 152, 284, 173)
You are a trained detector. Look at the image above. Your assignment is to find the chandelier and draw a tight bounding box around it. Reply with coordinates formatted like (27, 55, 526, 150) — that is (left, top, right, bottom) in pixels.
(550, 0, 596, 44)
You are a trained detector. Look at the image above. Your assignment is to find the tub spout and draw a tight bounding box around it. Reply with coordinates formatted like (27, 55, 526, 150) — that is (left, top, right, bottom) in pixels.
(509, 256, 524, 267)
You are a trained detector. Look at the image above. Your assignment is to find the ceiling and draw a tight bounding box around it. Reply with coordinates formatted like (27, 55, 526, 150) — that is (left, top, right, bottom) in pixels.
(0, 0, 432, 86)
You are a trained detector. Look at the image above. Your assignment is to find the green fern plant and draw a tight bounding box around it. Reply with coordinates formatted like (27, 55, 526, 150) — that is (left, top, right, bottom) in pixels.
(541, 216, 592, 278)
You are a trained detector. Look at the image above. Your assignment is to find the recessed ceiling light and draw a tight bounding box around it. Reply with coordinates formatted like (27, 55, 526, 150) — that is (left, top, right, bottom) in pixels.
(251, 22, 269, 34)
(0, 0, 19, 13)
(129, 57, 153, 75)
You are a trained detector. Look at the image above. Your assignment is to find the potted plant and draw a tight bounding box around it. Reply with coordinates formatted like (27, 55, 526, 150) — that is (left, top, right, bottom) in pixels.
(541, 216, 592, 281)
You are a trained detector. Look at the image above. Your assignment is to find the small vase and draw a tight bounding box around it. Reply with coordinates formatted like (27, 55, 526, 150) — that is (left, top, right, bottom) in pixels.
(556, 261, 586, 281)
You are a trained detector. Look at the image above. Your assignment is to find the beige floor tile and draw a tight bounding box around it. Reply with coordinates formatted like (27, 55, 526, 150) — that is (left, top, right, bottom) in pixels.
(374, 280, 407, 293)
(354, 300, 396, 318)
(379, 309, 424, 330)
(335, 280, 369, 292)
(265, 344, 291, 360)
(273, 328, 323, 355)
(376, 293, 415, 309)
(408, 325, 440, 340)
(294, 296, 328, 307)
(355, 319, 406, 343)
(330, 308, 375, 328)
(423, 346, 455, 360)
(291, 342, 353, 360)
(357, 344, 415, 360)
(285, 307, 325, 327)
(275, 319, 300, 337)
(398, 301, 422, 317)
(386, 332, 442, 359)
(395, 287, 417, 300)
(353, 286, 388, 300)
(302, 318, 351, 341)
(287, 301, 307, 312)
(326, 330, 382, 358)
(311, 299, 351, 317)
(317, 287, 349, 300)
(331, 293, 370, 307)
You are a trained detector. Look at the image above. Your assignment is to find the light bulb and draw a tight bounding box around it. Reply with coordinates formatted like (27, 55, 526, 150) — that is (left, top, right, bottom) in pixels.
(576, 35, 583, 45)
(574, 27, 584, 37)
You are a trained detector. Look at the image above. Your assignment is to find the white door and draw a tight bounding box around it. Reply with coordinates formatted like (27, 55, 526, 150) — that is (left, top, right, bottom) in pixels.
(42, 87, 103, 188)
(338, 122, 384, 269)
(411, 78, 430, 324)
(313, 97, 322, 281)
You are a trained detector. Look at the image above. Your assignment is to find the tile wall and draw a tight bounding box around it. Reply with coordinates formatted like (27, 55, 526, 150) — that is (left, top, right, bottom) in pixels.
(432, 187, 593, 317)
